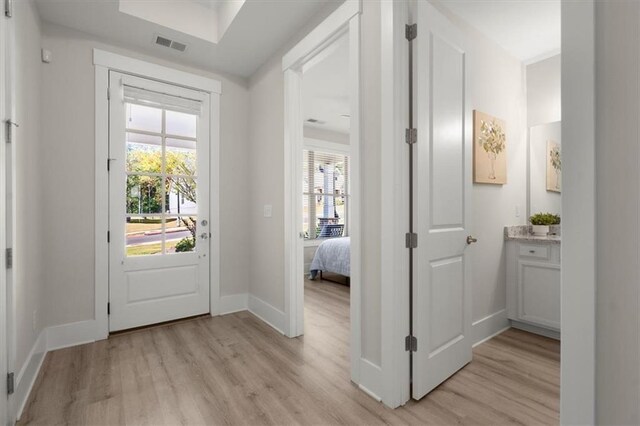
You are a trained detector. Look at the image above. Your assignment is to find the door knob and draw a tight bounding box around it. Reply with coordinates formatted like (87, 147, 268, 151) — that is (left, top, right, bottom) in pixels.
(200, 232, 209, 240)
(466, 235, 478, 245)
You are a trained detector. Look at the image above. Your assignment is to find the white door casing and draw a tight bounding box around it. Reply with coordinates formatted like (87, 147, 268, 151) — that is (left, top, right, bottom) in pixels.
(412, 0, 473, 399)
(108, 72, 211, 332)
(0, 6, 8, 424)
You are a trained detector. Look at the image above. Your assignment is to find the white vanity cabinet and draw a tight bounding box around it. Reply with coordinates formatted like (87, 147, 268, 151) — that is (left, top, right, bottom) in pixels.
(506, 239, 561, 337)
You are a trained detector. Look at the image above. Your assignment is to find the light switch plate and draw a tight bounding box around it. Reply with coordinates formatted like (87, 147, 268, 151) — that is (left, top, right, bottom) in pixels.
(263, 204, 272, 218)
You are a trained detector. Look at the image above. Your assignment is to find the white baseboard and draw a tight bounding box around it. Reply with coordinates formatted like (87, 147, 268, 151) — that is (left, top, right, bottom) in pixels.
(511, 320, 560, 340)
(47, 319, 99, 351)
(247, 295, 286, 335)
(14, 330, 47, 421)
(472, 309, 510, 347)
(219, 293, 248, 315)
(358, 358, 383, 401)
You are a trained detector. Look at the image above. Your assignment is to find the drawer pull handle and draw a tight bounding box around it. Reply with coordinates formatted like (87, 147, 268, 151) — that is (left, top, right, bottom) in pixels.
(529, 250, 536, 253)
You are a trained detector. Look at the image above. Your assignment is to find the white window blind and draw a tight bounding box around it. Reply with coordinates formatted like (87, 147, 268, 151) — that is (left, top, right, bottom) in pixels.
(123, 84, 203, 115)
(303, 149, 349, 240)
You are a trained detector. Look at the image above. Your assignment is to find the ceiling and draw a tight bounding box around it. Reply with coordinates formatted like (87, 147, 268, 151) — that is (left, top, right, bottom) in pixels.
(302, 34, 350, 135)
(34, 0, 341, 78)
(441, 0, 560, 63)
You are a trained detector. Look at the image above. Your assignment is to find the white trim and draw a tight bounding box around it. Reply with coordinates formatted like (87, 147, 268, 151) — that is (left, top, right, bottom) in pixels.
(93, 49, 221, 94)
(282, 0, 361, 71)
(209, 90, 222, 316)
(471, 310, 510, 347)
(523, 48, 561, 66)
(14, 330, 46, 421)
(0, 8, 9, 426)
(282, 0, 363, 390)
(95, 65, 109, 340)
(510, 321, 560, 341)
(380, 0, 411, 409)
(561, 1, 596, 424)
(358, 359, 383, 402)
(247, 295, 287, 335)
(219, 294, 248, 315)
(94, 50, 222, 339)
(303, 137, 351, 155)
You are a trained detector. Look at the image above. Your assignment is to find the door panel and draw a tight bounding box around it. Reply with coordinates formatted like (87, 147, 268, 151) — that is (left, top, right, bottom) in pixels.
(413, 0, 472, 399)
(109, 72, 211, 332)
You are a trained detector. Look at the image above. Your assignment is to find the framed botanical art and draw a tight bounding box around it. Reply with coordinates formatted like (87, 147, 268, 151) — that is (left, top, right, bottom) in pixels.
(473, 110, 507, 184)
(546, 140, 561, 192)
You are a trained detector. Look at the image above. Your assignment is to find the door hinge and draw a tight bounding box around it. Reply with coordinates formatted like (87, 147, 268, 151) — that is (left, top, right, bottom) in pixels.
(5, 0, 13, 18)
(107, 302, 110, 315)
(7, 372, 14, 395)
(406, 23, 417, 41)
(107, 231, 110, 243)
(107, 87, 110, 100)
(405, 335, 417, 352)
(5, 120, 18, 144)
(405, 128, 417, 145)
(405, 232, 418, 249)
(6, 248, 12, 269)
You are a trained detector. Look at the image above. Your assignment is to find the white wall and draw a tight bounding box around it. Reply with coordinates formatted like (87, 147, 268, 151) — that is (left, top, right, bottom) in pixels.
(594, 2, 640, 424)
(527, 55, 561, 127)
(13, 0, 45, 378)
(432, 1, 528, 332)
(39, 23, 251, 328)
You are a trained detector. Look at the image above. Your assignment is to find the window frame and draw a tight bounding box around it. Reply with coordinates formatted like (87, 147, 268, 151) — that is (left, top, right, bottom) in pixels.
(302, 137, 351, 246)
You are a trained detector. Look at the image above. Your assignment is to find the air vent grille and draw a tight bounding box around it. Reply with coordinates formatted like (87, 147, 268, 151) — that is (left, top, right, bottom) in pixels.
(155, 35, 188, 52)
(170, 41, 187, 52)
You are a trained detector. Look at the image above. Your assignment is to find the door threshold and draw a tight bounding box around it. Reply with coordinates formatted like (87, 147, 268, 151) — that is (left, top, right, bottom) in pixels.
(109, 313, 211, 337)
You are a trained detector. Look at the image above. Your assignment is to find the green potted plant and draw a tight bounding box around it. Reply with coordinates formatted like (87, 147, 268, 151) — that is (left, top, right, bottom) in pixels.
(529, 212, 561, 236)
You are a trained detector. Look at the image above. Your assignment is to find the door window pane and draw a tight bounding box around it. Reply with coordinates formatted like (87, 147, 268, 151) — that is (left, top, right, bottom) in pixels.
(127, 104, 162, 133)
(166, 138, 196, 176)
(126, 133, 162, 173)
(166, 177, 197, 215)
(126, 216, 163, 256)
(127, 175, 163, 214)
(166, 110, 197, 138)
(166, 216, 197, 254)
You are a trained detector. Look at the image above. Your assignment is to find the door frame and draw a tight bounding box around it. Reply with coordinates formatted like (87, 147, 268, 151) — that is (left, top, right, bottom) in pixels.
(0, 5, 10, 425)
(282, 0, 362, 384)
(379, 0, 598, 417)
(93, 49, 221, 339)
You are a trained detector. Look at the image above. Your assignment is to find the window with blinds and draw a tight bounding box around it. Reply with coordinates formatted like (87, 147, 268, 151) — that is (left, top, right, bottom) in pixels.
(303, 150, 349, 240)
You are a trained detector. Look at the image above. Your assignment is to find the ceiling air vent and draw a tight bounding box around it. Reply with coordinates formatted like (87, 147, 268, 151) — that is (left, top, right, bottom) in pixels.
(154, 35, 188, 53)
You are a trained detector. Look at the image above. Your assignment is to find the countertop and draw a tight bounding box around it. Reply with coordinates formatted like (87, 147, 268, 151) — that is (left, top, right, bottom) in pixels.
(504, 225, 561, 244)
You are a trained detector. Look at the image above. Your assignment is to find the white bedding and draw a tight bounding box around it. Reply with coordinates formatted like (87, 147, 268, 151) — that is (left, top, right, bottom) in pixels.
(309, 237, 350, 278)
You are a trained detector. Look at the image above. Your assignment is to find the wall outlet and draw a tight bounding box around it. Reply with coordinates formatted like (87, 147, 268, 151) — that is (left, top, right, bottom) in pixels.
(263, 204, 272, 218)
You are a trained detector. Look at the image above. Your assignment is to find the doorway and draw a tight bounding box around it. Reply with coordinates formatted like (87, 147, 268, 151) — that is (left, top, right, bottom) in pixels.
(108, 72, 211, 332)
(283, 1, 362, 385)
(94, 50, 222, 334)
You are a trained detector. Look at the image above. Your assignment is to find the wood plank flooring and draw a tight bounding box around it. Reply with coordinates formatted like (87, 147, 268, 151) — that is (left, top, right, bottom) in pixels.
(19, 279, 559, 425)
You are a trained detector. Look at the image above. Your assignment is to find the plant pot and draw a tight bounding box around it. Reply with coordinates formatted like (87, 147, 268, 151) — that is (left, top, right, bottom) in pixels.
(531, 225, 549, 236)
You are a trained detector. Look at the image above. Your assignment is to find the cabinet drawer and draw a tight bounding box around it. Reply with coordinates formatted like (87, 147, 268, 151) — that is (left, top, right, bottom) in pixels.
(519, 244, 550, 260)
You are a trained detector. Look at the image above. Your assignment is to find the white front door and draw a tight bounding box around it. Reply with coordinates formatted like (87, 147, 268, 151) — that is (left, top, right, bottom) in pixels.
(109, 72, 211, 332)
(412, 0, 473, 399)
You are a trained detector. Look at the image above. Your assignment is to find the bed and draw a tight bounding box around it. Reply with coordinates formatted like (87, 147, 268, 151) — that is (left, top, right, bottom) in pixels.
(309, 237, 350, 283)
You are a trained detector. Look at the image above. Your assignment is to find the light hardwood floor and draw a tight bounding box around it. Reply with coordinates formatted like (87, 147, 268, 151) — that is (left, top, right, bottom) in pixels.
(19, 279, 559, 425)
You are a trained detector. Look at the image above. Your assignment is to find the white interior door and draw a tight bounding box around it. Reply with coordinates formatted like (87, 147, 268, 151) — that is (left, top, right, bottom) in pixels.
(109, 72, 211, 332)
(412, 0, 473, 399)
